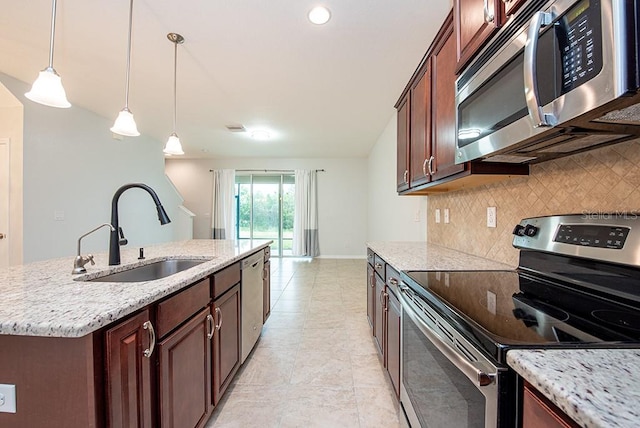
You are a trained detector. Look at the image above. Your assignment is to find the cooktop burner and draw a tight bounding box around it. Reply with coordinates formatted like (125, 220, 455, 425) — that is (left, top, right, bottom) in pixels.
(591, 309, 640, 331)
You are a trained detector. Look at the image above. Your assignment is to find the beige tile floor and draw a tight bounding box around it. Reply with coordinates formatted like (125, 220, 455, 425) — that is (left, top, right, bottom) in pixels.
(206, 257, 401, 428)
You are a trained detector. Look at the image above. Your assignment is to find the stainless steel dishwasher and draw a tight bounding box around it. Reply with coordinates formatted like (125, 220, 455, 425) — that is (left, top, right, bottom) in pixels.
(241, 250, 264, 363)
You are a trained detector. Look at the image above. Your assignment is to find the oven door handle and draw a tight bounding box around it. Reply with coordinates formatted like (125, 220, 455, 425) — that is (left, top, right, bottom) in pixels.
(524, 11, 555, 128)
(399, 287, 497, 388)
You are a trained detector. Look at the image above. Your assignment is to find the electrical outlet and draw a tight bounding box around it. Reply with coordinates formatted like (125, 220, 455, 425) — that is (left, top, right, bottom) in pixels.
(444, 208, 450, 224)
(435, 209, 441, 224)
(0, 384, 16, 413)
(414, 209, 421, 222)
(487, 206, 497, 228)
(54, 210, 65, 221)
(487, 291, 497, 315)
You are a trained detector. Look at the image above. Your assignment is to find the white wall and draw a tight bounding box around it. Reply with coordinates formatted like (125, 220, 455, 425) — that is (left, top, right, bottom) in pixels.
(165, 157, 368, 258)
(367, 113, 427, 242)
(1, 73, 184, 262)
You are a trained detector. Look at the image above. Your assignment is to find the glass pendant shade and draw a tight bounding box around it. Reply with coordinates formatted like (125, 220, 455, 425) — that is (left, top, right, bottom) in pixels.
(110, 108, 140, 136)
(25, 67, 71, 108)
(163, 133, 184, 155)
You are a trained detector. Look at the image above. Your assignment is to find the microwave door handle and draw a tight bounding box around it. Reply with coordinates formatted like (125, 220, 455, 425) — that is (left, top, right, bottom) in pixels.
(524, 11, 555, 128)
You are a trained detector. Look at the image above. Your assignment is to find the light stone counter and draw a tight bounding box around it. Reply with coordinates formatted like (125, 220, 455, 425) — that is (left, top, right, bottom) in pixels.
(508, 349, 640, 428)
(366, 241, 516, 271)
(0, 239, 270, 338)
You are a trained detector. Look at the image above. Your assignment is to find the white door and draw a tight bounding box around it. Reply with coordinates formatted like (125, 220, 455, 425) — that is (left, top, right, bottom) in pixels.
(0, 138, 9, 268)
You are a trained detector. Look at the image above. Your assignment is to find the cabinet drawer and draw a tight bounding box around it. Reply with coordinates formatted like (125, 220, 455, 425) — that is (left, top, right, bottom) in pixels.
(156, 278, 210, 339)
(212, 262, 241, 299)
(386, 265, 401, 298)
(373, 255, 386, 280)
(367, 248, 375, 266)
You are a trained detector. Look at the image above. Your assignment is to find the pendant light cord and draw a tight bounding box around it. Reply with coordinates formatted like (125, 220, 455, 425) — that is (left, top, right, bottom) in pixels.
(48, 0, 57, 68)
(173, 39, 178, 133)
(124, 0, 134, 109)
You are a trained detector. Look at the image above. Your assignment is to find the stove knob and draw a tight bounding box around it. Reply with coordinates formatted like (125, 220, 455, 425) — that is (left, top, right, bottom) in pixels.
(524, 224, 539, 237)
(512, 225, 525, 236)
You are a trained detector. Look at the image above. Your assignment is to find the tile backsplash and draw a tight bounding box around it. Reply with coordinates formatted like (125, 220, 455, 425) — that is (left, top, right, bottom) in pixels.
(427, 138, 640, 267)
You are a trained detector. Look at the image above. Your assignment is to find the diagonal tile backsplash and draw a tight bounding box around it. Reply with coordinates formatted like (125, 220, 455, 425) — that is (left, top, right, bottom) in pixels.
(427, 138, 640, 267)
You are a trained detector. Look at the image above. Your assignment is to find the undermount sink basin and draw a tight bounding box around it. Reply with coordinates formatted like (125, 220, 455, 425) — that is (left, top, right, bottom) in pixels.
(86, 258, 210, 283)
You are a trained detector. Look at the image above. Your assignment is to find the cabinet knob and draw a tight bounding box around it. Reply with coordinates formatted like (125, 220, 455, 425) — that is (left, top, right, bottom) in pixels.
(0, 233, 5, 240)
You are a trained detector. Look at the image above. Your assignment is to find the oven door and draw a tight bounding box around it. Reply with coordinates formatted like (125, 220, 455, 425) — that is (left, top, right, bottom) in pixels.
(399, 284, 501, 428)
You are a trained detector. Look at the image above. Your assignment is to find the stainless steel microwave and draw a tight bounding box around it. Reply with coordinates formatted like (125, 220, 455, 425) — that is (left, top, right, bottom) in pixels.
(455, 0, 640, 164)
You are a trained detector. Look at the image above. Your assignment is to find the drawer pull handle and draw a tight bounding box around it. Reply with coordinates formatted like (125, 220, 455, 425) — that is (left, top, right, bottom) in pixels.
(215, 307, 223, 331)
(142, 321, 155, 358)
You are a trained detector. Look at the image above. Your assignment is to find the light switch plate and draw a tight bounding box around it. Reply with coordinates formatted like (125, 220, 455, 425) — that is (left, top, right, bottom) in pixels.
(0, 384, 16, 413)
(487, 207, 497, 228)
(444, 208, 450, 224)
(435, 209, 441, 223)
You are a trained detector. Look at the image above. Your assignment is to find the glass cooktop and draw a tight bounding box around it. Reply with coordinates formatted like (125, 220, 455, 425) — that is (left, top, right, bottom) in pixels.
(402, 268, 640, 361)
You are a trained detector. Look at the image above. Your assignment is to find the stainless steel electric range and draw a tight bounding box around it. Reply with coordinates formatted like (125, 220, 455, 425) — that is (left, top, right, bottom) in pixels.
(399, 214, 640, 428)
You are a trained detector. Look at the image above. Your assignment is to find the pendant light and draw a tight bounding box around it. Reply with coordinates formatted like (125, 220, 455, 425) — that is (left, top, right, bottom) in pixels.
(110, 0, 140, 136)
(25, 0, 71, 108)
(163, 33, 185, 155)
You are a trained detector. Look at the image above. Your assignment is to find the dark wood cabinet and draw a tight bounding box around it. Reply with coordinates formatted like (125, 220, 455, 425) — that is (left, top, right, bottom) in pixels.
(105, 309, 154, 428)
(397, 95, 410, 192)
(431, 19, 464, 182)
(503, 0, 527, 18)
(373, 273, 385, 357)
(212, 283, 241, 405)
(454, 0, 504, 73)
(158, 307, 213, 428)
(409, 62, 432, 188)
(395, 10, 528, 195)
(385, 266, 402, 399)
(523, 382, 579, 428)
(366, 263, 375, 329)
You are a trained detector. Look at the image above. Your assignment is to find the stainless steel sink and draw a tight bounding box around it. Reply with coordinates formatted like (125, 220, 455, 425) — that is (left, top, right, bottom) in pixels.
(86, 258, 210, 282)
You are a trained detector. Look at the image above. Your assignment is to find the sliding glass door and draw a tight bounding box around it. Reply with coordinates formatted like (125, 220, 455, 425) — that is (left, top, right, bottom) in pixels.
(235, 174, 294, 257)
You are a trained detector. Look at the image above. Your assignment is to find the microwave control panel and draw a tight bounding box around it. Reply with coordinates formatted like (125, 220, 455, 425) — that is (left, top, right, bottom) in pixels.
(558, 0, 603, 93)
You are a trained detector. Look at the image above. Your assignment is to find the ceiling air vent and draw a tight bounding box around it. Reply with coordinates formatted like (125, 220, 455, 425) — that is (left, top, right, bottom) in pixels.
(226, 124, 247, 133)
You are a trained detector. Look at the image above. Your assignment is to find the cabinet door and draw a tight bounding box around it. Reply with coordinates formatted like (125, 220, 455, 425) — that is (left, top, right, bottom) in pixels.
(504, 0, 526, 17)
(367, 264, 375, 329)
(373, 274, 386, 360)
(523, 383, 578, 428)
(386, 289, 401, 398)
(455, 0, 503, 72)
(431, 15, 465, 182)
(213, 284, 241, 405)
(158, 307, 213, 428)
(410, 62, 432, 188)
(105, 309, 154, 428)
(263, 259, 271, 323)
(397, 94, 410, 192)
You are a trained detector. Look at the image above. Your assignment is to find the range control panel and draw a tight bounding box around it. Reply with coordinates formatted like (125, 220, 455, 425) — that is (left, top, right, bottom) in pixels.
(512, 214, 640, 268)
(554, 224, 630, 249)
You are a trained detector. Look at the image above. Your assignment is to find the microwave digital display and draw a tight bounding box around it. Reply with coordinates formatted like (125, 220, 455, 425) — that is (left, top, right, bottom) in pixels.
(567, 0, 590, 24)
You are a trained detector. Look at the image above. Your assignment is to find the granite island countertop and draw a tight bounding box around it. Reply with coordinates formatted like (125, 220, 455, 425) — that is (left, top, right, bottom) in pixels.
(0, 239, 270, 338)
(366, 241, 516, 271)
(508, 349, 640, 428)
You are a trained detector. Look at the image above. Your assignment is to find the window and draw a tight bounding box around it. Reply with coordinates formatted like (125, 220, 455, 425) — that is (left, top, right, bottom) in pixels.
(235, 174, 294, 257)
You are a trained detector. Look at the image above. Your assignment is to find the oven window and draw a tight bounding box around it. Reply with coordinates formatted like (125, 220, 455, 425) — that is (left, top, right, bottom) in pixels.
(403, 314, 486, 427)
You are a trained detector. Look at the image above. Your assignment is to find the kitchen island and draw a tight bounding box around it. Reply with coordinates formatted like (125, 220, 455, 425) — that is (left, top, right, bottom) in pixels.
(0, 239, 270, 428)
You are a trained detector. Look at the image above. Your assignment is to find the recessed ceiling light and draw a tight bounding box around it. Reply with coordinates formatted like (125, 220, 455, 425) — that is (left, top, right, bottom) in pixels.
(251, 130, 271, 140)
(308, 6, 331, 25)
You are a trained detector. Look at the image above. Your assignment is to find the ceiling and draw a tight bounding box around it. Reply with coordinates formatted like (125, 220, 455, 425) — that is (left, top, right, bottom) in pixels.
(0, 0, 451, 159)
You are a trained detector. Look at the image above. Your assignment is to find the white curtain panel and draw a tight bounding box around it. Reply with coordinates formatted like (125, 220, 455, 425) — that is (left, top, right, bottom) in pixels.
(293, 169, 320, 257)
(211, 169, 236, 239)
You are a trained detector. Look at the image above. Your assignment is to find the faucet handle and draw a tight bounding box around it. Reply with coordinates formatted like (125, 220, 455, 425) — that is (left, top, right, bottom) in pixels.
(87, 254, 95, 266)
(118, 227, 128, 246)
